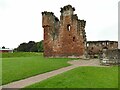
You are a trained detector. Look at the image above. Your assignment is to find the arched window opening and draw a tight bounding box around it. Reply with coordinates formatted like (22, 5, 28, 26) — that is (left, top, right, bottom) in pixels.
(67, 24, 71, 31)
(87, 43, 89, 47)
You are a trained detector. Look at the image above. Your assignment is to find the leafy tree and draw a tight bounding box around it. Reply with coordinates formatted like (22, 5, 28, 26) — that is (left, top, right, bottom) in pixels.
(16, 40, 44, 52)
(2, 46, 5, 49)
(13, 48, 17, 52)
(17, 43, 28, 52)
(37, 40, 44, 52)
(30, 43, 38, 52)
(27, 41, 35, 52)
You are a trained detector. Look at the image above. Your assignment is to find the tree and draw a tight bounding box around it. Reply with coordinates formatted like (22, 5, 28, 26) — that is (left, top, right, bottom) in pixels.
(30, 43, 38, 52)
(27, 41, 36, 52)
(16, 40, 44, 52)
(17, 43, 28, 52)
(37, 40, 44, 52)
(2, 46, 5, 49)
(13, 48, 17, 52)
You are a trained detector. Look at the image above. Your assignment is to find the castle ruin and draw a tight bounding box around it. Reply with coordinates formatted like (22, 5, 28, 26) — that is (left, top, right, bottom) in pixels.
(87, 41, 118, 55)
(42, 5, 86, 58)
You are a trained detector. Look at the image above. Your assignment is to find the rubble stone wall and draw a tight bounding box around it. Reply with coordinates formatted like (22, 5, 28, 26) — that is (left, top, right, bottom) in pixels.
(87, 41, 118, 55)
(42, 5, 86, 57)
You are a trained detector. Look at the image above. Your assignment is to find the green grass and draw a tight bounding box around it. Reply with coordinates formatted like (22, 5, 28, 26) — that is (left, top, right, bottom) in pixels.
(2, 52, 75, 85)
(2, 52, 42, 58)
(25, 66, 118, 88)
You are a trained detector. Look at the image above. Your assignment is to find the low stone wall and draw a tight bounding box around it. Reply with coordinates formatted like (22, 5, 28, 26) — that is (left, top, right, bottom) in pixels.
(103, 49, 120, 65)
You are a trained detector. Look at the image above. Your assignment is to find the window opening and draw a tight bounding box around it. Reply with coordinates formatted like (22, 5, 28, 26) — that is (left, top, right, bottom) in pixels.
(67, 24, 71, 31)
(73, 37, 75, 42)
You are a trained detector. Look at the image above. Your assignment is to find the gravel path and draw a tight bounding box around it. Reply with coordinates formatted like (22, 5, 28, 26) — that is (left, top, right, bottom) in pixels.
(68, 59, 101, 66)
(2, 59, 105, 89)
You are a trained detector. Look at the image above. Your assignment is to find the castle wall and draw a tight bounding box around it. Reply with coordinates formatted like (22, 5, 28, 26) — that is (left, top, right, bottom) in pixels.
(87, 41, 118, 55)
(41, 5, 118, 58)
(42, 5, 86, 58)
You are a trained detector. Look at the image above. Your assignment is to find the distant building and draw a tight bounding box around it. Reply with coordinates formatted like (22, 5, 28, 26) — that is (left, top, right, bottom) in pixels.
(0, 48, 13, 53)
(87, 40, 118, 55)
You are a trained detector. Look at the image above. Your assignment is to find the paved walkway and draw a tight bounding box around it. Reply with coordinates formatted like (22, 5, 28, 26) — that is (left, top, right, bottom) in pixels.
(2, 59, 106, 89)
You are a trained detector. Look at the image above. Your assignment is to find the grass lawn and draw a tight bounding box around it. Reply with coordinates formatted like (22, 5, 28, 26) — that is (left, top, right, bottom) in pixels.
(2, 52, 75, 85)
(2, 52, 43, 58)
(25, 66, 118, 88)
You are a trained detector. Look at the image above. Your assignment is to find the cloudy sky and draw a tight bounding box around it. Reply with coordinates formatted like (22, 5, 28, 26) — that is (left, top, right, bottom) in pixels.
(0, 0, 119, 49)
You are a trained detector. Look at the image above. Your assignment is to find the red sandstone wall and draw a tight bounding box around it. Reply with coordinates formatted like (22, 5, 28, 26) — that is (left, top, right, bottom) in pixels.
(42, 5, 86, 58)
(87, 41, 118, 55)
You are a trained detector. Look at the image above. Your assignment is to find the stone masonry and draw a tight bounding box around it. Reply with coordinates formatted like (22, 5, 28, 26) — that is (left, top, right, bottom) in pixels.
(87, 41, 118, 55)
(42, 5, 86, 58)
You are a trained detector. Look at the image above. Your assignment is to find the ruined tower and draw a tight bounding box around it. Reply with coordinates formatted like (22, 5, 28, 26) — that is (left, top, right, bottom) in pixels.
(42, 5, 86, 58)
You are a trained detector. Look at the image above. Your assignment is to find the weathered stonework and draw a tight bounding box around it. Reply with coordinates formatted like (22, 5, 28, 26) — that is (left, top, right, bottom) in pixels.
(42, 5, 86, 58)
(87, 41, 118, 55)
